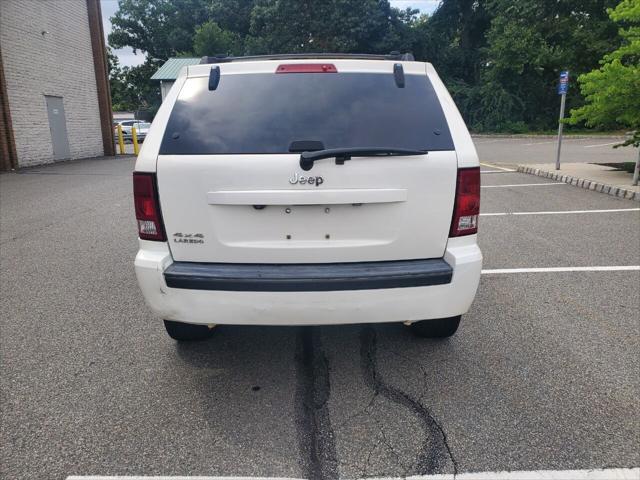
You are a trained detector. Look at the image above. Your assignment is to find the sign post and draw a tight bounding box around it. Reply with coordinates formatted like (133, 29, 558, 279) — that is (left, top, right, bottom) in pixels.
(555, 70, 569, 170)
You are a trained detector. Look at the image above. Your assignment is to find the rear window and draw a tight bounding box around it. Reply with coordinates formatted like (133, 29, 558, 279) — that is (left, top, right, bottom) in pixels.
(160, 71, 454, 155)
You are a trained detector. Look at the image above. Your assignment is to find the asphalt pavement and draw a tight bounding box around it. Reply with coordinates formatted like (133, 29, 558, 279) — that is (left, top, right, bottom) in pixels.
(1, 145, 639, 479)
(473, 135, 633, 166)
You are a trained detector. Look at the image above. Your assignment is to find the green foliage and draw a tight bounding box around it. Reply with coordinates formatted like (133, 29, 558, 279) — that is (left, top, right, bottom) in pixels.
(207, 0, 259, 37)
(108, 0, 210, 59)
(122, 61, 163, 115)
(107, 48, 161, 113)
(108, 0, 415, 59)
(107, 48, 129, 111)
(568, 0, 640, 146)
(471, 0, 620, 131)
(246, 0, 416, 54)
(193, 21, 243, 57)
(412, 0, 490, 86)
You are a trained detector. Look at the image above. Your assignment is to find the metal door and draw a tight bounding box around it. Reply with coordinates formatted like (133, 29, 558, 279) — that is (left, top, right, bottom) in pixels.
(45, 96, 70, 160)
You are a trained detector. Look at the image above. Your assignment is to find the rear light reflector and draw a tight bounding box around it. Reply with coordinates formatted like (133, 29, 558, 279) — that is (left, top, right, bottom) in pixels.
(133, 172, 166, 241)
(450, 167, 480, 237)
(276, 63, 337, 74)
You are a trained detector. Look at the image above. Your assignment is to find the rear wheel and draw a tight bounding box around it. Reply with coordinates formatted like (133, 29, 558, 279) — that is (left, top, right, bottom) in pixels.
(163, 320, 215, 341)
(409, 316, 461, 338)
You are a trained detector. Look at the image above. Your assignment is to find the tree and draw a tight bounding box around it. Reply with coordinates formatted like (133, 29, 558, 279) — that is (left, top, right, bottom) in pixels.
(207, 0, 259, 37)
(470, 0, 621, 131)
(108, 0, 210, 60)
(107, 47, 131, 111)
(107, 47, 162, 113)
(412, 0, 491, 85)
(246, 0, 416, 54)
(568, 0, 640, 183)
(193, 21, 244, 57)
(122, 60, 164, 114)
(568, 0, 640, 146)
(411, 0, 492, 130)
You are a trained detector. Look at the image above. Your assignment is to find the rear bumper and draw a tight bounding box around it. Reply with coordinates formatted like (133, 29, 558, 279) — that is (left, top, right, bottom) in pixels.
(164, 258, 452, 292)
(134, 236, 482, 326)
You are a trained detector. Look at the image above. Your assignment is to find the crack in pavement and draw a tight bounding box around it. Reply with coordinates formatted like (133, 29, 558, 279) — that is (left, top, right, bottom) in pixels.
(294, 327, 338, 480)
(372, 414, 409, 475)
(360, 326, 458, 475)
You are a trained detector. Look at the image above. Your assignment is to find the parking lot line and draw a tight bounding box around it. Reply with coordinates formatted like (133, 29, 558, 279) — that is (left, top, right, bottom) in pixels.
(481, 183, 565, 188)
(66, 466, 640, 479)
(520, 138, 584, 146)
(479, 162, 517, 172)
(522, 140, 557, 146)
(482, 266, 640, 274)
(481, 208, 640, 216)
(584, 142, 620, 148)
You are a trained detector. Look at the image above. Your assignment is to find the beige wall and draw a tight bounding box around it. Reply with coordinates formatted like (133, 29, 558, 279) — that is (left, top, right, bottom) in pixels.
(0, 0, 104, 167)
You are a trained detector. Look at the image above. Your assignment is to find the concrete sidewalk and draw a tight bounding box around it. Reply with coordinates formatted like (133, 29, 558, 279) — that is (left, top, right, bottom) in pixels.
(518, 162, 639, 201)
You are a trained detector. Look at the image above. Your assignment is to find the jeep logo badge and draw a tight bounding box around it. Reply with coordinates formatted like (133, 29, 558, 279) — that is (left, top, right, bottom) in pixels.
(289, 173, 324, 187)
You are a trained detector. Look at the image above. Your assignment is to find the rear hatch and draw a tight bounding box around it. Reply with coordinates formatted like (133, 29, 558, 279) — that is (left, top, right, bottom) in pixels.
(156, 60, 457, 264)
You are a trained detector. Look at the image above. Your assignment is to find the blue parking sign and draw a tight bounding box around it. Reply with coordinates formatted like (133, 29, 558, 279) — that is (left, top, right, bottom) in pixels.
(558, 70, 569, 95)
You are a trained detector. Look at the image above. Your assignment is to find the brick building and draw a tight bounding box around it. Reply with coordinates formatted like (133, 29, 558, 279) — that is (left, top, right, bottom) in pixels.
(0, 0, 114, 170)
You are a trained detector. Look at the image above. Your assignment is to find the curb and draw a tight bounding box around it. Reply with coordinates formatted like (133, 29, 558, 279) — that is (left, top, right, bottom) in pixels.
(517, 166, 639, 202)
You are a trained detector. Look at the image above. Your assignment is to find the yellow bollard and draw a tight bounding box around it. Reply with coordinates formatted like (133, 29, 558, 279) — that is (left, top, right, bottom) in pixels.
(117, 124, 125, 155)
(132, 125, 140, 156)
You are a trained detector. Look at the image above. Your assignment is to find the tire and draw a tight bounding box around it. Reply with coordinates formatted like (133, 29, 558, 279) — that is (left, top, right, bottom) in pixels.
(409, 315, 461, 338)
(163, 320, 215, 341)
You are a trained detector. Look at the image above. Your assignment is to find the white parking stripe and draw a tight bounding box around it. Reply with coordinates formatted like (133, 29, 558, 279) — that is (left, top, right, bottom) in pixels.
(67, 477, 302, 480)
(480, 162, 517, 172)
(522, 140, 557, 146)
(412, 468, 640, 479)
(66, 467, 640, 480)
(584, 141, 619, 148)
(521, 138, 582, 146)
(481, 183, 565, 188)
(482, 266, 640, 274)
(481, 208, 640, 216)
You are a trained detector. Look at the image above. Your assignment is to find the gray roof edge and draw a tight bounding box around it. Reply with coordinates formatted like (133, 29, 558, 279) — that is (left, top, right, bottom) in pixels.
(150, 58, 200, 81)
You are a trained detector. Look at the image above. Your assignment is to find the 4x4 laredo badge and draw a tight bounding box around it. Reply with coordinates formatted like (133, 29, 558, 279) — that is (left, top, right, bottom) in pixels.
(173, 233, 204, 244)
(289, 173, 324, 186)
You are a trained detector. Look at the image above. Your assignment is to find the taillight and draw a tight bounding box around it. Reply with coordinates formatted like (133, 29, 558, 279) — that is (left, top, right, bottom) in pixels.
(276, 63, 337, 73)
(450, 167, 480, 237)
(133, 172, 166, 241)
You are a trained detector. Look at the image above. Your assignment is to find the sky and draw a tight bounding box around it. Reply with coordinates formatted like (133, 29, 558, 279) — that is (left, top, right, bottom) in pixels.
(101, 0, 441, 67)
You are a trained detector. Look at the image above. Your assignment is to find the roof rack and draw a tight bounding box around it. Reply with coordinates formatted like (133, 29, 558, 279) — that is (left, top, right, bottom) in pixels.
(198, 52, 415, 65)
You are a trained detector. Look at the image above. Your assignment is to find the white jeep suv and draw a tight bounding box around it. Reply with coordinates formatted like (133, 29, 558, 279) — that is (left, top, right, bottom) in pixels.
(133, 53, 482, 341)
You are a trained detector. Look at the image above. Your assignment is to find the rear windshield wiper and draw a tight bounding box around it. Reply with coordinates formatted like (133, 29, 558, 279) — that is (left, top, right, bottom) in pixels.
(299, 147, 427, 171)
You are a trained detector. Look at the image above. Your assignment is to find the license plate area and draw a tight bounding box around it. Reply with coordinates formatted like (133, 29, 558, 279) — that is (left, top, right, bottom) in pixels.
(212, 203, 402, 245)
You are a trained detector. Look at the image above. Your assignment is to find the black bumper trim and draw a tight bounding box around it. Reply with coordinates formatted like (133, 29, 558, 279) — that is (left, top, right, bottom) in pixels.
(164, 259, 452, 292)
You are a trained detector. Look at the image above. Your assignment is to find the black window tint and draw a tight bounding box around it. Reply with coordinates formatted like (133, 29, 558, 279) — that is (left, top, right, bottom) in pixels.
(160, 72, 454, 155)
